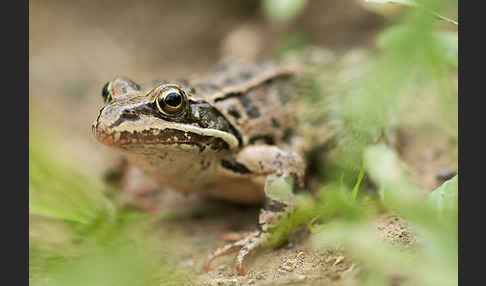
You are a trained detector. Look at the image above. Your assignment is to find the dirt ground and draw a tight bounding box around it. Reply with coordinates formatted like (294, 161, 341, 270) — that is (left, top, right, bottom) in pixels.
(149, 192, 356, 286)
(29, 1, 457, 285)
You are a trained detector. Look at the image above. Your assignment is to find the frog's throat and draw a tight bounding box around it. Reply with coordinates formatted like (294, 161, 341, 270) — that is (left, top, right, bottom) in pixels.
(94, 120, 239, 150)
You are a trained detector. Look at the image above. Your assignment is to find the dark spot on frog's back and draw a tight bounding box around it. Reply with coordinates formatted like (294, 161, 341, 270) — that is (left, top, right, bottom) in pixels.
(238, 94, 260, 118)
(221, 159, 251, 174)
(214, 92, 241, 102)
(282, 128, 294, 144)
(158, 152, 168, 160)
(277, 85, 292, 104)
(227, 105, 241, 120)
(200, 159, 211, 170)
(249, 135, 275, 145)
(271, 117, 280, 128)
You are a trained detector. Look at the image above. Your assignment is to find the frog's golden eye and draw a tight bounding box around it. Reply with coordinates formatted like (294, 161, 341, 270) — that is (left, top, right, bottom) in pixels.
(155, 88, 185, 116)
(101, 81, 113, 104)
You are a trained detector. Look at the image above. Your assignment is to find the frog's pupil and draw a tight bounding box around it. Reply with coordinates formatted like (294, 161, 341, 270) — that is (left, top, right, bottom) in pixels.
(164, 92, 182, 107)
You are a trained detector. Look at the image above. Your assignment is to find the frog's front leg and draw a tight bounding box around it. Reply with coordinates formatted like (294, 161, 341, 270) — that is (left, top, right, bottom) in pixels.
(205, 145, 305, 275)
(104, 159, 162, 212)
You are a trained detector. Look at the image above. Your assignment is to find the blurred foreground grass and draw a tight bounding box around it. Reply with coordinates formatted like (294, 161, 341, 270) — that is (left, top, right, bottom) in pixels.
(29, 120, 191, 286)
(268, 0, 457, 285)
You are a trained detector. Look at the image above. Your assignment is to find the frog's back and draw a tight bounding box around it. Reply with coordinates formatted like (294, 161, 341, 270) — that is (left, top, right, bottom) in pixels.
(188, 59, 301, 149)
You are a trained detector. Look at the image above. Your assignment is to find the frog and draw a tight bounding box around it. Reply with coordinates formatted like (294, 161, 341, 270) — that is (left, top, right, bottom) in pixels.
(91, 57, 329, 275)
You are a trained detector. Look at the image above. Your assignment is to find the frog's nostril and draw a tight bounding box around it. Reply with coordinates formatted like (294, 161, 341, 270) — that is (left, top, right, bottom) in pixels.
(121, 109, 139, 120)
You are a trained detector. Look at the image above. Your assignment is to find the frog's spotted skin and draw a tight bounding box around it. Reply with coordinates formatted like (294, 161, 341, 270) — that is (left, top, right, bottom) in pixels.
(92, 59, 307, 274)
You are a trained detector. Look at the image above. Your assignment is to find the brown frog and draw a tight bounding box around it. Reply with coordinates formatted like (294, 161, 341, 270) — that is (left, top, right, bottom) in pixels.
(92, 58, 327, 275)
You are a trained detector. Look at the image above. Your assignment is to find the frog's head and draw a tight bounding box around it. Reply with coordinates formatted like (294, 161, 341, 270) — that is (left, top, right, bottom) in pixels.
(92, 78, 240, 154)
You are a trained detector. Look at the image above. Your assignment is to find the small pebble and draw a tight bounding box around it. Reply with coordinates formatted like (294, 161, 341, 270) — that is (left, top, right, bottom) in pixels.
(436, 167, 457, 181)
(295, 274, 306, 280)
(333, 256, 344, 266)
(281, 264, 294, 272)
(217, 265, 227, 271)
(181, 259, 194, 267)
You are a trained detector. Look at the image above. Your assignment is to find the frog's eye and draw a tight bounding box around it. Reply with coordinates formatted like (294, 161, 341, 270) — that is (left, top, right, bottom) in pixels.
(101, 81, 113, 104)
(155, 87, 185, 116)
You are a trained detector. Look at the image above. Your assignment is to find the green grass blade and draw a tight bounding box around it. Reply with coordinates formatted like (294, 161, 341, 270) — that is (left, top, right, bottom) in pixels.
(351, 167, 365, 201)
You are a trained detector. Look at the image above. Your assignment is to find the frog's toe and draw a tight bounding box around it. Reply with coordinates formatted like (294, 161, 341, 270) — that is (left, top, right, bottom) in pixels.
(204, 241, 241, 273)
(235, 231, 268, 275)
(205, 230, 268, 275)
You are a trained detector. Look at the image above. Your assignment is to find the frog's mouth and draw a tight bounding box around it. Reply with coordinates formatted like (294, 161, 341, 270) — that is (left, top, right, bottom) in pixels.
(92, 114, 239, 152)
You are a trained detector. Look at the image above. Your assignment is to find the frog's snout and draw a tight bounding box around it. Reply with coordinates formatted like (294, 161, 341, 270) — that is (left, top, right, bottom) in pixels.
(92, 105, 118, 147)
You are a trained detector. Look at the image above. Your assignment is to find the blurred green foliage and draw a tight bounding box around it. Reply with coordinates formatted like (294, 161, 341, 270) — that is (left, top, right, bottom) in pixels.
(265, 0, 457, 285)
(30, 125, 112, 224)
(309, 145, 457, 286)
(262, 0, 308, 23)
(29, 121, 191, 286)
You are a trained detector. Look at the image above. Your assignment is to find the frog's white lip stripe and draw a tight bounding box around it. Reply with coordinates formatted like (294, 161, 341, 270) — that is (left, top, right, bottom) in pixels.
(104, 119, 239, 150)
(166, 122, 239, 149)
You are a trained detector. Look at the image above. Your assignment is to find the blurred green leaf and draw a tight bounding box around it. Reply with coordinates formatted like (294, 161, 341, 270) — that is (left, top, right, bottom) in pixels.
(351, 167, 365, 201)
(29, 120, 113, 225)
(363, 144, 457, 235)
(265, 175, 295, 203)
(378, 26, 457, 68)
(435, 31, 458, 68)
(29, 143, 112, 225)
(363, 144, 422, 201)
(427, 175, 458, 217)
(315, 184, 368, 222)
(262, 0, 308, 22)
(30, 199, 90, 224)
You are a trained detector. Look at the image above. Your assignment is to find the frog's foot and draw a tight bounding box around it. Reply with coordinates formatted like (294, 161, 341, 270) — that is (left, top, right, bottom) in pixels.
(205, 230, 268, 275)
(205, 146, 303, 275)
